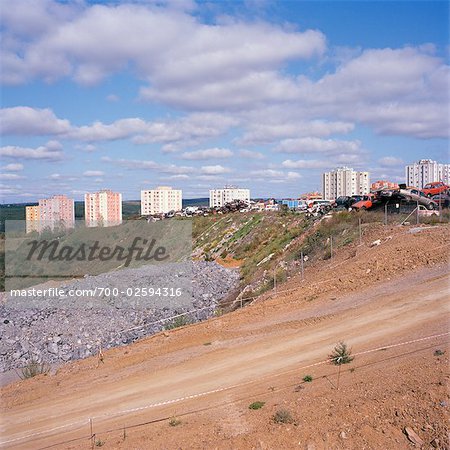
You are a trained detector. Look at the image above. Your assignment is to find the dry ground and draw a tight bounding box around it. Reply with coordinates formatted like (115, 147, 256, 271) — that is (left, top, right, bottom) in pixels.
(0, 223, 449, 449)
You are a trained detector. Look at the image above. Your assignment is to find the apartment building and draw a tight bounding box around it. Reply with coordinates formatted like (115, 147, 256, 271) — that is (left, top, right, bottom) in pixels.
(25, 205, 40, 233)
(209, 186, 250, 208)
(141, 186, 182, 215)
(405, 159, 450, 188)
(322, 167, 370, 201)
(85, 190, 122, 227)
(39, 195, 75, 230)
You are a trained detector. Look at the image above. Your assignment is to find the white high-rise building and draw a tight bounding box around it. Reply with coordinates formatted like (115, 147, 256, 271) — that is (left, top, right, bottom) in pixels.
(322, 167, 370, 201)
(405, 159, 450, 188)
(141, 186, 182, 215)
(209, 186, 250, 208)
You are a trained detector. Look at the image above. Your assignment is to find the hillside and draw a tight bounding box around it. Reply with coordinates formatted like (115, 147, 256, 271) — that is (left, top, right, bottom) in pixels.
(1, 222, 448, 449)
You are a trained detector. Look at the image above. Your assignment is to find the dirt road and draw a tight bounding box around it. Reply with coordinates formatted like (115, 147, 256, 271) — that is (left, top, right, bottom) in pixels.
(1, 260, 448, 449)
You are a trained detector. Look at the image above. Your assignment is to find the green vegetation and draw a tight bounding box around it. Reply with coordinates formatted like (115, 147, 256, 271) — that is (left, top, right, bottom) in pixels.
(169, 417, 182, 427)
(434, 349, 445, 356)
(329, 341, 354, 365)
(17, 358, 50, 379)
(248, 401, 265, 410)
(302, 375, 313, 382)
(164, 315, 191, 330)
(273, 409, 293, 424)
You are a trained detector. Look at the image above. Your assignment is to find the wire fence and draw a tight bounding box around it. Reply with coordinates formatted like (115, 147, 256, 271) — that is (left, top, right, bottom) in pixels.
(4, 331, 445, 449)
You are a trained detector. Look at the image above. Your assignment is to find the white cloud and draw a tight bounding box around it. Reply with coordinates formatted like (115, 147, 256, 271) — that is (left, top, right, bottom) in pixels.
(238, 120, 355, 145)
(3, 163, 23, 171)
(0, 140, 63, 160)
(1, 2, 325, 109)
(281, 159, 330, 169)
(83, 170, 104, 177)
(0, 173, 25, 180)
(180, 148, 233, 160)
(0, 106, 71, 135)
(378, 156, 404, 167)
(275, 137, 362, 154)
(200, 165, 231, 175)
(238, 149, 265, 159)
(249, 168, 302, 182)
(106, 94, 119, 102)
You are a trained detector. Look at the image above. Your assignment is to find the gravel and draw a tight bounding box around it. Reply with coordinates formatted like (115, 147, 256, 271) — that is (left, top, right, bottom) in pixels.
(0, 261, 239, 372)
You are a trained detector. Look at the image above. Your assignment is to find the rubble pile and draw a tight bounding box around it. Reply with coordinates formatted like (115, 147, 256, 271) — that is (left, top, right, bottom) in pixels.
(0, 261, 239, 372)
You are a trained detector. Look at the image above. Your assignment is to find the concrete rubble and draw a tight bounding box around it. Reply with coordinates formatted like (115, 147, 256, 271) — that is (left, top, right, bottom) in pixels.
(0, 261, 239, 372)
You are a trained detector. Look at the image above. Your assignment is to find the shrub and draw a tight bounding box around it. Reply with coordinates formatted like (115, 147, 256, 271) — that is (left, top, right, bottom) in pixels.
(18, 358, 50, 379)
(434, 349, 445, 356)
(169, 417, 181, 427)
(273, 409, 293, 424)
(164, 315, 191, 330)
(329, 341, 354, 365)
(302, 375, 313, 382)
(249, 401, 265, 410)
(95, 439, 105, 447)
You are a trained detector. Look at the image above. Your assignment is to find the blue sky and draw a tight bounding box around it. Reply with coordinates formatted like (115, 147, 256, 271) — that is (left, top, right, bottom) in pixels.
(0, 0, 449, 202)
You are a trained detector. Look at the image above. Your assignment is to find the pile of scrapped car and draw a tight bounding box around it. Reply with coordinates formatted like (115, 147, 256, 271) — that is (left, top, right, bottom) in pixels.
(333, 183, 449, 212)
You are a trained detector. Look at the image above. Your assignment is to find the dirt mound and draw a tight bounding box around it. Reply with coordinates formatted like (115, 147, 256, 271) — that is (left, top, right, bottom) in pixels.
(0, 223, 448, 449)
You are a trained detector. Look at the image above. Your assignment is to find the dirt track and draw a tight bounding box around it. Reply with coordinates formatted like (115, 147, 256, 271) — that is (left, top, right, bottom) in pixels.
(0, 224, 449, 449)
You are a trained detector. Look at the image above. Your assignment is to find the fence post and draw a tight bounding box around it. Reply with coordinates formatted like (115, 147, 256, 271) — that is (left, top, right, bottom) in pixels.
(358, 218, 362, 245)
(300, 251, 304, 280)
(273, 268, 277, 294)
(416, 201, 419, 225)
(330, 235, 333, 261)
(90, 418, 94, 449)
(384, 203, 388, 226)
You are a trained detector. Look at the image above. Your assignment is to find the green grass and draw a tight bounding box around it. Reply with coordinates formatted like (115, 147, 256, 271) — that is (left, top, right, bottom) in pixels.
(164, 315, 191, 330)
(302, 375, 313, 382)
(249, 401, 265, 410)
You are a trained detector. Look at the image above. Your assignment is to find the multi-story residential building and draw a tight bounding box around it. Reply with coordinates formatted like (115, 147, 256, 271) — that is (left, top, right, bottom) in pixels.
(25, 205, 40, 233)
(39, 195, 75, 230)
(371, 180, 399, 191)
(405, 159, 450, 188)
(85, 190, 122, 227)
(141, 186, 182, 215)
(322, 167, 370, 201)
(209, 186, 250, 208)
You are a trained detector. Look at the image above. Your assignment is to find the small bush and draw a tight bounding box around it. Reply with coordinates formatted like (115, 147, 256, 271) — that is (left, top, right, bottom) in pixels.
(164, 315, 191, 330)
(302, 375, 313, 382)
(273, 409, 293, 424)
(95, 440, 105, 447)
(203, 342, 212, 346)
(18, 358, 50, 379)
(329, 341, 354, 365)
(169, 417, 181, 427)
(434, 349, 445, 356)
(249, 401, 265, 410)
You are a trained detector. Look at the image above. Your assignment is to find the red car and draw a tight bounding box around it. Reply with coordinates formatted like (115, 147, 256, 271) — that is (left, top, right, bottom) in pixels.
(423, 182, 449, 197)
(352, 194, 375, 210)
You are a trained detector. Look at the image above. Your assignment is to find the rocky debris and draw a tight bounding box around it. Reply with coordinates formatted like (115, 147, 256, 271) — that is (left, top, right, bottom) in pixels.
(0, 261, 239, 372)
(404, 427, 424, 446)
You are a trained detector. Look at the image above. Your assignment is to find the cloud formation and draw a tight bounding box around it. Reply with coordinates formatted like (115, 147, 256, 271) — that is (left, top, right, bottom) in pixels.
(0, 140, 63, 160)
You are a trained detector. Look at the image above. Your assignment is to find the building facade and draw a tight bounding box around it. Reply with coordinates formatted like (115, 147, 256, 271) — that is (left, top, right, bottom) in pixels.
(322, 167, 370, 201)
(209, 187, 250, 208)
(39, 195, 75, 230)
(141, 186, 182, 215)
(25, 205, 40, 233)
(405, 159, 450, 188)
(85, 190, 122, 227)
